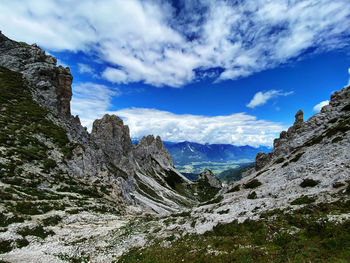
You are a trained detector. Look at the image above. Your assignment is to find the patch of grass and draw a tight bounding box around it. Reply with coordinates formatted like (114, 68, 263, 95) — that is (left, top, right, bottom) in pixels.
(333, 182, 345, 188)
(42, 215, 62, 226)
(304, 134, 324, 147)
(42, 158, 57, 173)
(332, 136, 343, 143)
(256, 169, 268, 176)
(342, 104, 350, 111)
(201, 195, 224, 206)
(290, 152, 304, 163)
(281, 162, 289, 168)
(291, 195, 316, 205)
(244, 179, 262, 189)
(172, 211, 191, 217)
(247, 191, 257, 199)
(274, 157, 285, 164)
(0, 213, 25, 227)
(300, 178, 320, 188)
(17, 225, 54, 239)
(227, 184, 240, 193)
(0, 240, 12, 254)
(119, 201, 350, 263)
(325, 119, 350, 138)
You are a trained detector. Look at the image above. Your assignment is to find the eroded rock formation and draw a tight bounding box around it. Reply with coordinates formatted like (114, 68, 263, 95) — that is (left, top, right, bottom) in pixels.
(0, 32, 73, 116)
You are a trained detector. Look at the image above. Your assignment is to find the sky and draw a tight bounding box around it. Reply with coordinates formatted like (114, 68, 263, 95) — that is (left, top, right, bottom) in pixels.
(1, 0, 350, 147)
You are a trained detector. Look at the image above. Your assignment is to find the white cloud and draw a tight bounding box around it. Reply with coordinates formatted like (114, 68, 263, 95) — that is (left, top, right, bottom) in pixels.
(78, 63, 94, 74)
(102, 67, 129, 84)
(0, 0, 349, 87)
(70, 81, 287, 147)
(246, 90, 293, 108)
(313, 100, 329, 112)
(110, 108, 285, 147)
(71, 82, 120, 129)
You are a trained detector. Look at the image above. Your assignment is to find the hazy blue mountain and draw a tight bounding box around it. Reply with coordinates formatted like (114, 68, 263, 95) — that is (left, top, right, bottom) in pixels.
(162, 141, 271, 165)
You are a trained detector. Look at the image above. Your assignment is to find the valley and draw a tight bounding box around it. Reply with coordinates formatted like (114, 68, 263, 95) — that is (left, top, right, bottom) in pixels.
(0, 31, 349, 263)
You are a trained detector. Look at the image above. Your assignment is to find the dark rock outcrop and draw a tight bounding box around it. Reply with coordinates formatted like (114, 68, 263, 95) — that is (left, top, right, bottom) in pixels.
(91, 115, 133, 166)
(134, 135, 174, 169)
(197, 169, 222, 188)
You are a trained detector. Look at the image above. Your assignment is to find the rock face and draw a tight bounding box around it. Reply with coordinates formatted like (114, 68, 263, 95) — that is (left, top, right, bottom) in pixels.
(0, 32, 73, 116)
(134, 135, 174, 169)
(91, 114, 133, 169)
(255, 86, 350, 172)
(197, 169, 222, 188)
(0, 32, 197, 215)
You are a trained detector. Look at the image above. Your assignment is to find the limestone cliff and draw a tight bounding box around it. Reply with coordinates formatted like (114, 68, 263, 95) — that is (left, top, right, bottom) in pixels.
(0, 32, 197, 215)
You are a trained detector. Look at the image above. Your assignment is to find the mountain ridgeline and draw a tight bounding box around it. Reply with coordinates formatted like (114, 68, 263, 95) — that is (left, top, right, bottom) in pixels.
(163, 141, 270, 165)
(1, 31, 350, 262)
(0, 31, 219, 219)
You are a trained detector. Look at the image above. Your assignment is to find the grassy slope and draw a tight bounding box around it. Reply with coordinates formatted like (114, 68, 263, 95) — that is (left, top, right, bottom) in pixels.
(0, 67, 122, 253)
(119, 199, 350, 263)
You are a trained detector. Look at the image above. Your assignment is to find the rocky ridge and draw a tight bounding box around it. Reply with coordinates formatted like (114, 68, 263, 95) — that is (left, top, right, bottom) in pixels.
(1, 31, 349, 262)
(0, 31, 209, 217)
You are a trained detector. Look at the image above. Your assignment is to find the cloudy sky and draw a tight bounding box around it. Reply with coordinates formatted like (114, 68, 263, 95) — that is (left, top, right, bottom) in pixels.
(1, 0, 350, 146)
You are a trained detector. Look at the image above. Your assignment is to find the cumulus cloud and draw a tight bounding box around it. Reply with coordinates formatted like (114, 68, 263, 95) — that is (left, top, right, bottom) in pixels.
(71, 84, 286, 147)
(246, 90, 293, 108)
(110, 108, 285, 147)
(313, 100, 329, 112)
(0, 0, 349, 87)
(71, 82, 120, 129)
(70, 80, 286, 147)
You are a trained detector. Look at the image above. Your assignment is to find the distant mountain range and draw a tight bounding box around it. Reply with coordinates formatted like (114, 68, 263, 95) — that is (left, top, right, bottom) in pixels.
(162, 141, 271, 165)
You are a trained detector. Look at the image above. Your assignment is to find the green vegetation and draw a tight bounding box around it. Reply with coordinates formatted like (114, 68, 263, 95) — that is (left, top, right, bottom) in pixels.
(218, 163, 254, 183)
(119, 201, 350, 263)
(247, 191, 257, 199)
(227, 184, 240, 193)
(17, 225, 54, 239)
(291, 195, 316, 205)
(290, 152, 304, 163)
(42, 215, 62, 226)
(333, 182, 345, 188)
(200, 195, 224, 206)
(300, 178, 320, 188)
(175, 161, 240, 174)
(244, 179, 262, 189)
(341, 103, 350, 111)
(274, 157, 285, 164)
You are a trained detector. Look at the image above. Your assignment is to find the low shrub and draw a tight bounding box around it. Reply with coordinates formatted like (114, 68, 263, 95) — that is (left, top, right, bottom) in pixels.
(247, 191, 257, 199)
(227, 184, 240, 193)
(300, 178, 319, 188)
(244, 179, 262, 189)
(291, 195, 315, 205)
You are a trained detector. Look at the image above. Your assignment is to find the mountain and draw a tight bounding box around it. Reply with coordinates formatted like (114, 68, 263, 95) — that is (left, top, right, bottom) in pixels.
(0, 31, 350, 262)
(163, 141, 270, 165)
(0, 33, 220, 261)
(116, 85, 350, 262)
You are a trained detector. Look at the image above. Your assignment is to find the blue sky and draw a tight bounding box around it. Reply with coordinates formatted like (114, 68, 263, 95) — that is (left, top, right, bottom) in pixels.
(1, 0, 350, 147)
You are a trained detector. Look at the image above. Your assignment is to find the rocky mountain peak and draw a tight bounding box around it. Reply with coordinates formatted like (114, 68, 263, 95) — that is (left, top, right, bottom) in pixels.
(197, 169, 222, 188)
(0, 32, 73, 117)
(91, 114, 133, 160)
(255, 85, 350, 171)
(134, 135, 174, 168)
